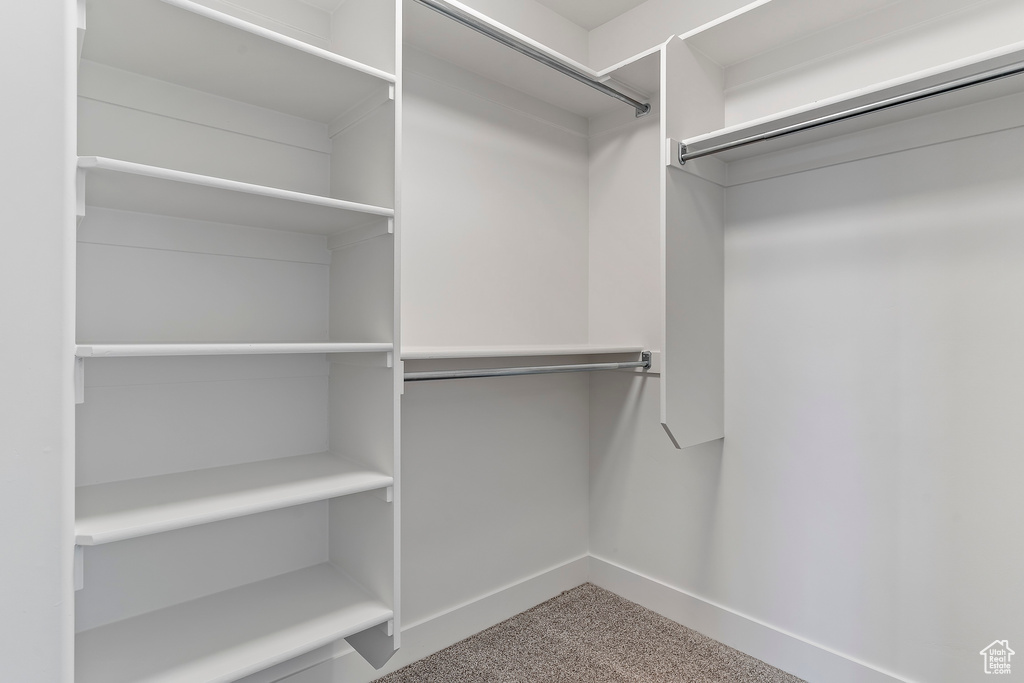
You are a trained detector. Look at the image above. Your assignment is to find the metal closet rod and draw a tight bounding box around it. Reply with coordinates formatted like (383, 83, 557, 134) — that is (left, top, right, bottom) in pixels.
(679, 58, 1024, 164)
(405, 352, 652, 382)
(413, 0, 651, 118)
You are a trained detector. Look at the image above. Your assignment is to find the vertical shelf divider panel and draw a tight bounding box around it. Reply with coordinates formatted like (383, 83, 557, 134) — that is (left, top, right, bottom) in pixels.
(73, 0, 402, 679)
(660, 36, 725, 449)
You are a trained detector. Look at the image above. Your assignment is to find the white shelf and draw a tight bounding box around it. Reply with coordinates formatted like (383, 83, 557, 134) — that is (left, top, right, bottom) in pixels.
(76, 452, 393, 545)
(402, 345, 646, 360)
(680, 41, 1024, 164)
(75, 342, 393, 358)
(78, 157, 394, 235)
(75, 563, 392, 683)
(81, 0, 394, 123)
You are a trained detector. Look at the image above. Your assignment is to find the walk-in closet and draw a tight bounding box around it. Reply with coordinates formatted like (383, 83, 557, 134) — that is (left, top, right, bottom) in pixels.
(2, 0, 1022, 682)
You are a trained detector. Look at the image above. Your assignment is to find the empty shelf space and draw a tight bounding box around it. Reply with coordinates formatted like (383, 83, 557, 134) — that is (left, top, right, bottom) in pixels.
(75, 563, 392, 683)
(402, 345, 646, 360)
(76, 452, 393, 545)
(75, 342, 393, 358)
(77, 157, 394, 234)
(81, 0, 394, 122)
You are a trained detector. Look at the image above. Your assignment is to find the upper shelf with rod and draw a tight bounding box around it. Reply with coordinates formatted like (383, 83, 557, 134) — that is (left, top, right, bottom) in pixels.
(669, 39, 1024, 185)
(405, 0, 657, 119)
(663, 0, 1024, 184)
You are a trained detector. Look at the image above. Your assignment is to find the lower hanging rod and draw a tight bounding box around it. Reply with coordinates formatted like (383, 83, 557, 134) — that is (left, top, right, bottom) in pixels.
(405, 352, 652, 382)
(413, 0, 651, 118)
(679, 58, 1024, 164)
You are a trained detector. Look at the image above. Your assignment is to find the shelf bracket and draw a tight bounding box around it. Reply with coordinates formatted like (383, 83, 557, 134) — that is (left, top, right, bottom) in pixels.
(345, 621, 397, 670)
(387, 217, 394, 235)
(75, 357, 85, 404)
(76, 167, 87, 227)
(370, 486, 394, 504)
(74, 545, 84, 591)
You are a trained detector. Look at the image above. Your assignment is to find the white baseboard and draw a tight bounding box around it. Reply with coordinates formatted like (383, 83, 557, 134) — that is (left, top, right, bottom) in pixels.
(273, 555, 591, 683)
(269, 554, 913, 683)
(588, 555, 913, 683)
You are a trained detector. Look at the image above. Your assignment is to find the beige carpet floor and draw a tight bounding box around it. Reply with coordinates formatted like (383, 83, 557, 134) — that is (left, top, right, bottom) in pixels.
(375, 583, 805, 683)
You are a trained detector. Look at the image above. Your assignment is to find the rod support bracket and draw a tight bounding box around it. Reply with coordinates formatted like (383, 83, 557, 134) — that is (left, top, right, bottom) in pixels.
(74, 545, 84, 591)
(370, 486, 394, 504)
(636, 103, 652, 118)
(75, 356, 85, 404)
(642, 351, 652, 369)
(678, 141, 688, 166)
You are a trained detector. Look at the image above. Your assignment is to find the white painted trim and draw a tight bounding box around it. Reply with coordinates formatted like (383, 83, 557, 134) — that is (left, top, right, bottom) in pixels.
(270, 556, 590, 682)
(268, 554, 921, 683)
(588, 555, 915, 683)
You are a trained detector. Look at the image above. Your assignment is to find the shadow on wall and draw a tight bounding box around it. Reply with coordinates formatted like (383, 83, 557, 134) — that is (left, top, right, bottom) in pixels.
(589, 371, 725, 598)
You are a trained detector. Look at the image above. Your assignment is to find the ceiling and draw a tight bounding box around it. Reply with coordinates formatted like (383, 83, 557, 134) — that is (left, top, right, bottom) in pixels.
(532, 0, 649, 30)
(302, 1, 648, 31)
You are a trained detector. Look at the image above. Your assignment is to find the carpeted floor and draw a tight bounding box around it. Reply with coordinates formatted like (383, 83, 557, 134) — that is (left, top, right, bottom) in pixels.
(375, 583, 805, 683)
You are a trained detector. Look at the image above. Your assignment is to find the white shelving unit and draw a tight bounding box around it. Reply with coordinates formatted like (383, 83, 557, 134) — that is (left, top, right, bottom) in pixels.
(77, 157, 394, 234)
(76, 342, 393, 357)
(74, 0, 402, 679)
(76, 452, 394, 545)
(657, 0, 1024, 449)
(81, 0, 394, 122)
(670, 40, 1024, 186)
(76, 564, 392, 683)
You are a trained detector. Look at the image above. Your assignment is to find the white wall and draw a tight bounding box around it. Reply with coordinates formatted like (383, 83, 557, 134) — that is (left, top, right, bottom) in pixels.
(401, 50, 590, 347)
(400, 373, 590, 625)
(398, 42, 594, 616)
(588, 106, 662, 350)
(458, 0, 589, 65)
(590, 120, 1024, 683)
(587, 0, 749, 70)
(0, 2, 74, 681)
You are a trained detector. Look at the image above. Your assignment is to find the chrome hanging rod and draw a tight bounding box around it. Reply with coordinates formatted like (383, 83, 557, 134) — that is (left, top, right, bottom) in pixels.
(405, 352, 652, 382)
(679, 58, 1024, 164)
(413, 0, 651, 118)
